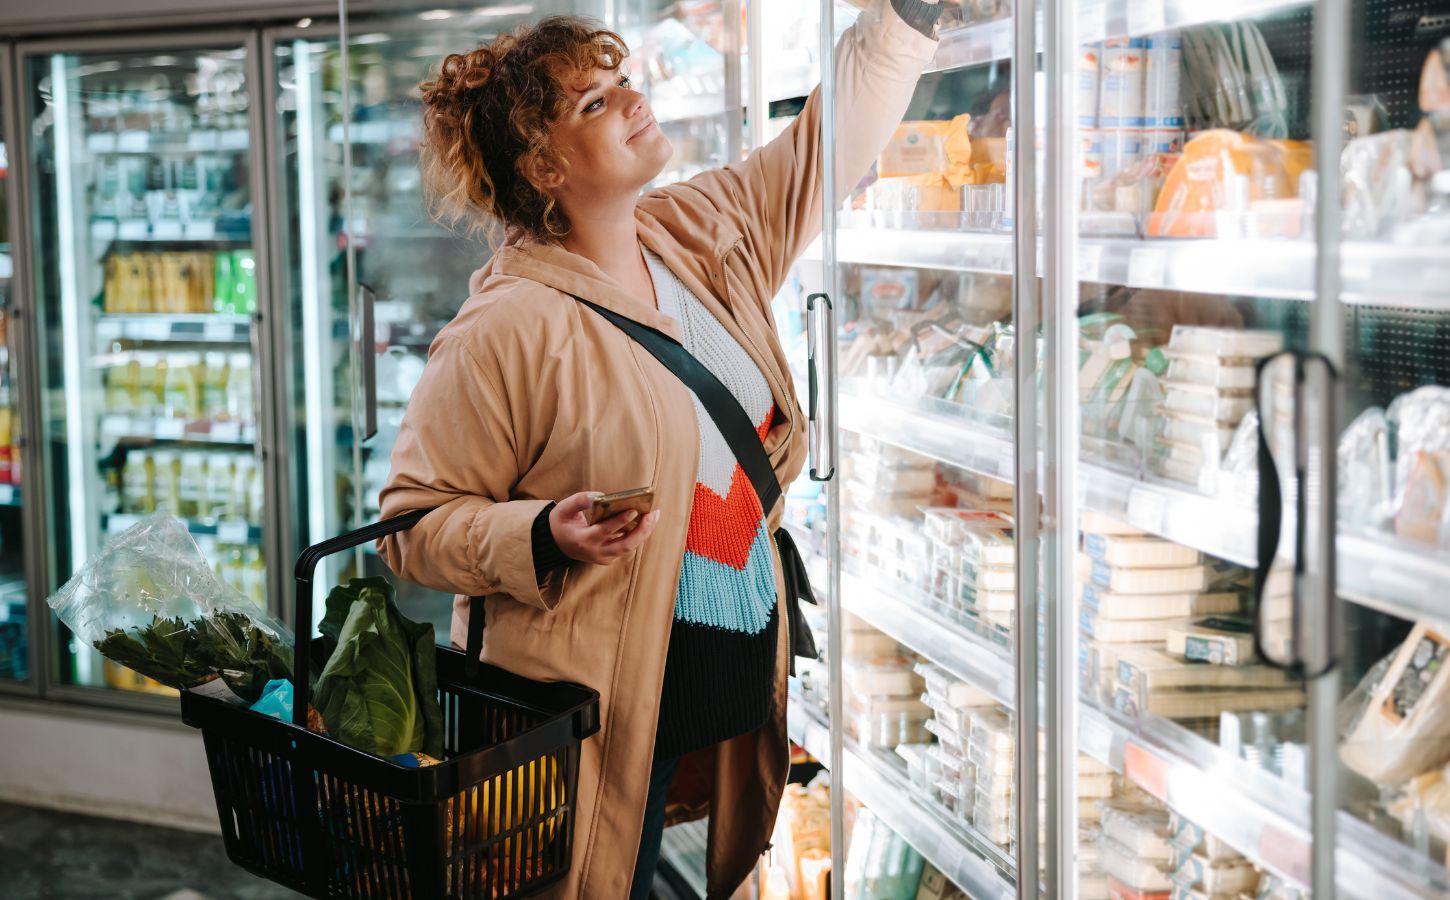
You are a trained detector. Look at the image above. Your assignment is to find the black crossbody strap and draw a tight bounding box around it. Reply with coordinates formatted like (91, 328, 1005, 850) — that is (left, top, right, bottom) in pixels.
(574, 297, 783, 516)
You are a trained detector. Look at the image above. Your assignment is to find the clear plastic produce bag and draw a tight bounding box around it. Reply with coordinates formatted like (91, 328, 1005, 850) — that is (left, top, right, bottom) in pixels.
(47, 513, 293, 704)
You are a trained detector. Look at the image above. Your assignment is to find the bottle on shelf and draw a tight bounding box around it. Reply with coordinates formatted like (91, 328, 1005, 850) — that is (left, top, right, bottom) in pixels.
(201, 351, 229, 420)
(227, 352, 253, 424)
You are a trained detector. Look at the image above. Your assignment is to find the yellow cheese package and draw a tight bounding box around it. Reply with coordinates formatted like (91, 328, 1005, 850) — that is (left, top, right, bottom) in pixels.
(1147, 130, 1312, 238)
(878, 120, 953, 177)
(1341, 624, 1450, 785)
(1165, 617, 1258, 666)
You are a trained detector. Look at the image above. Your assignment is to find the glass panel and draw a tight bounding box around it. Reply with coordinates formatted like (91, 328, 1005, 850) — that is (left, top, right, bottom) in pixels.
(274, 11, 538, 638)
(0, 69, 29, 687)
(25, 44, 265, 696)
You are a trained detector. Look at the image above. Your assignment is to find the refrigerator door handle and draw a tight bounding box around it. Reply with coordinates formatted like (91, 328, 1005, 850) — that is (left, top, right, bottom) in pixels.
(806, 291, 834, 481)
(356, 281, 378, 443)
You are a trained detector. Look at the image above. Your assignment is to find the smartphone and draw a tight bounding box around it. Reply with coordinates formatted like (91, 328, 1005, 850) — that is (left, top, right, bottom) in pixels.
(588, 487, 655, 525)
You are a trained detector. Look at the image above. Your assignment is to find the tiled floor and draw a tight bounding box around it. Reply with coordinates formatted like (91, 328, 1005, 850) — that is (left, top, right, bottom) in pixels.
(0, 801, 303, 900)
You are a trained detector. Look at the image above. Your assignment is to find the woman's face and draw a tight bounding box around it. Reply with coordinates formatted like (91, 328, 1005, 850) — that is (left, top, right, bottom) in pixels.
(546, 65, 673, 205)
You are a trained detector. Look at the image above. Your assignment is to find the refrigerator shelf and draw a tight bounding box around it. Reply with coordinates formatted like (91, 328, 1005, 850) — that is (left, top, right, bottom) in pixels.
(811, 229, 1450, 308)
(928, 0, 1312, 74)
(99, 415, 257, 446)
(84, 129, 250, 154)
(96, 314, 252, 344)
(839, 388, 1450, 626)
(787, 699, 1018, 900)
(93, 227, 251, 250)
(326, 120, 418, 147)
(1080, 703, 1450, 900)
(104, 512, 261, 545)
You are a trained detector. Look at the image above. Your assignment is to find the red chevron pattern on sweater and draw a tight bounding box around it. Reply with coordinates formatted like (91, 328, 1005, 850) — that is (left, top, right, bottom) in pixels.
(683, 409, 774, 569)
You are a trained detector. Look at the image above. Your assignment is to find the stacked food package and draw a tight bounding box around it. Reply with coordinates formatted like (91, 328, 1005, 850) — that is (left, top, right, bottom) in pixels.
(766, 778, 833, 900)
(858, 117, 1008, 231)
(843, 621, 931, 749)
(1077, 512, 1303, 729)
(1158, 327, 1283, 488)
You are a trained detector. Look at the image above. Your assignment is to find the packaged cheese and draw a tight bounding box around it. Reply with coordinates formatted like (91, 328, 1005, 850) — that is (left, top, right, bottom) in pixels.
(914, 661, 997, 709)
(1169, 854, 1258, 894)
(1164, 385, 1256, 422)
(1112, 683, 1304, 720)
(1084, 610, 1196, 644)
(1162, 416, 1240, 452)
(1165, 327, 1283, 362)
(1102, 806, 1174, 859)
(968, 706, 1015, 755)
(843, 654, 925, 696)
(878, 121, 953, 177)
(1341, 624, 1450, 785)
(1079, 554, 1211, 594)
(1083, 510, 1148, 535)
(1167, 816, 1244, 864)
(1165, 618, 1258, 666)
(1146, 131, 1311, 238)
(1163, 353, 1258, 390)
(1103, 840, 1175, 892)
(1084, 534, 1201, 568)
(842, 629, 901, 657)
(1082, 585, 1241, 620)
(1115, 646, 1292, 694)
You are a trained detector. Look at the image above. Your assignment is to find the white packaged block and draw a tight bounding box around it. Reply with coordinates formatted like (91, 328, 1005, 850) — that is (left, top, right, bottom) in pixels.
(1170, 853, 1259, 894)
(914, 660, 996, 709)
(1164, 385, 1256, 422)
(1078, 554, 1211, 594)
(843, 654, 926, 696)
(1083, 610, 1195, 644)
(1084, 533, 1202, 568)
(1113, 683, 1304, 719)
(1081, 509, 1147, 535)
(1115, 645, 1294, 693)
(1164, 352, 1259, 390)
(1165, 618, 1258, 666)
(1166, 326, 1283, 360)
(842, 629, 901, 657)
(1163, 414, 1240, 451)
(1101, 806, 1174, 859)
(1081, 584, 1242, 620)
(1102, 839, 1175, 892)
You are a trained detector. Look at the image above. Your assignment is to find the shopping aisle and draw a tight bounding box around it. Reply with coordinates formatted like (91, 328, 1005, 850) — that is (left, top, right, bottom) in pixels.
(0, 801, 303, 899)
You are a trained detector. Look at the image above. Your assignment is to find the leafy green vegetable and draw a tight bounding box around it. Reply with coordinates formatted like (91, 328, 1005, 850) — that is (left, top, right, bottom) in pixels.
(92, 610, 293, 704)
(313, 577, 444, 759)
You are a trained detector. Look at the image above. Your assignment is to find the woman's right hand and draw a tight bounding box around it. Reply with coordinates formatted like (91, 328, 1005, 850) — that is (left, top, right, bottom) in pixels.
(549, 491, 663, 565)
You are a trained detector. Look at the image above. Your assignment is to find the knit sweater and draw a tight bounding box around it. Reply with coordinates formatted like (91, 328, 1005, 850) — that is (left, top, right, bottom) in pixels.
(644, 248, 779, 761)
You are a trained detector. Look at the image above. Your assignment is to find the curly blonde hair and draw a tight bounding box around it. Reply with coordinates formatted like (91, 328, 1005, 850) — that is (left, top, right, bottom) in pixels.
(419, 17, 629, 245)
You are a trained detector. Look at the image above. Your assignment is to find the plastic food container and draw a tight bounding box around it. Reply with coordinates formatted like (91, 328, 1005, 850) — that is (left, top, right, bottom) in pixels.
(1166, 326, 1283, 360)
(924, 716, 966, 756)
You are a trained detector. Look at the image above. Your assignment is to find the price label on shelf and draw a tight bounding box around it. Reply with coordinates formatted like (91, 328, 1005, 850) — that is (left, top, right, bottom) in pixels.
(153, 221, 184, 240)
(1077, 243, 1103, 281)
(1123, 741, 1169, 802)
(1079, 714, 1115, 765)
(1126, 486, 1168, 534)
(205, 321, 240, 342)
(990, 22, 1013, 60)
(217, 521, 250, 544)
(212, 421, 242, 442)
(156, 419, 185, 440)
(185, 221, 217, 240)
(1126, 0, 1167, 36)
(117, 131, 148, 153)
(118, 221, 149, 241)
(1127, 247, 1167, 287)
(1257, 823, 1312, 886)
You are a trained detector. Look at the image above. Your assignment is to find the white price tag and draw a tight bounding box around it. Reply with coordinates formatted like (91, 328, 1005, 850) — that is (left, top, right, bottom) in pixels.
(218, 129, 250, 150)
(86, 132, 117, 153)
(91, 220, 118, 242)
(118, 131, 149, 152)
(1127, 247, 1167, 287)
(1126, 486, 1168, 534)
(156, 419, 185, 440)
(185, 220, 217, 240)
(1126, 0, 1167, 36)
(1078, 1, 1109, 42)
(152, 221, 184, 240)
(118, 220, 149, 241)
(141, 321, 169, 341)
(212, 421, 242, 441)
(205, 321, 239, 342)
(990, 22, 1013, 60)
(1080, 715, 1115, 764)
(217, 520, 249, 544)
(1078, 243, 1103, 281)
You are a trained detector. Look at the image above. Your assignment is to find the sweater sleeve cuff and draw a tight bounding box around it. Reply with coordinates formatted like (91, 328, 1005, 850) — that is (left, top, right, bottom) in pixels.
(531, 502, 571, 582)
(890, 0, 943, 37)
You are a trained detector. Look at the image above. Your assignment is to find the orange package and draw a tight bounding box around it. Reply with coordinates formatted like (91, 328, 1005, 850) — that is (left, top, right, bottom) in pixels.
(1146, 129, 1312, 238)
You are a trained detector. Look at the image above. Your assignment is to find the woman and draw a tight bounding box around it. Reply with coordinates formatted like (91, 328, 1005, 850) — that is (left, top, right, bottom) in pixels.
(377, 2, 940, 896)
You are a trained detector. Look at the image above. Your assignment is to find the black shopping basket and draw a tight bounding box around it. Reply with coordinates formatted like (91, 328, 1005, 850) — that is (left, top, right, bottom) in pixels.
(180, 509, 601, 899)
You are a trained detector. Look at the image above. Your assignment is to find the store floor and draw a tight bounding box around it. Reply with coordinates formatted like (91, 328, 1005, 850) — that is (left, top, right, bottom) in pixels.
(0, 801, 303, 900)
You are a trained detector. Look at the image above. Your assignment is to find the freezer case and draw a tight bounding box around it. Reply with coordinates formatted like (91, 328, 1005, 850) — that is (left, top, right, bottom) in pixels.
(20, 36, 273, 699)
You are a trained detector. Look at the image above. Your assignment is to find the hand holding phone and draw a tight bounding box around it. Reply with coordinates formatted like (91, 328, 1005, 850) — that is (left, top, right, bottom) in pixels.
(549, 489, 661, 566)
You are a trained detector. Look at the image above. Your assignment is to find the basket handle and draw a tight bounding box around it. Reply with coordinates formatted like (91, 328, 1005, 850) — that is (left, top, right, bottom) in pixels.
(291, 507, 434, 729)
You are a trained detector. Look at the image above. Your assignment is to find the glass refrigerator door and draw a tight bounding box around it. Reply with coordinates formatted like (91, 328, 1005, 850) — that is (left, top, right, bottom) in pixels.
(1061, 0, 1450, 898)
(22, 38, 269, 698)
(798, 1, 1049, 897)
(273, 6, 553, 638)
(0, 47, 31, 690)
(617, 0, 745, 186)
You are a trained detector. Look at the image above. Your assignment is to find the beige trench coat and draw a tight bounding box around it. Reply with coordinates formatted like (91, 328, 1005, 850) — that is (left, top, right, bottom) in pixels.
(377, 4, 936, 895)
